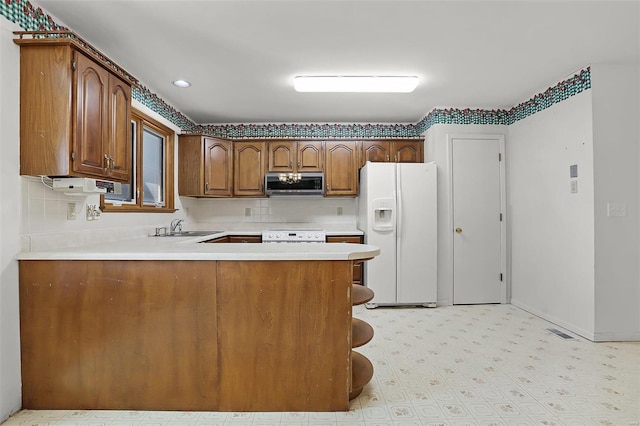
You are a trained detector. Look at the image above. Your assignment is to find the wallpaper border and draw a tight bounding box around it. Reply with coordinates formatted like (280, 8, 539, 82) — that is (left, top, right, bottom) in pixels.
(2, 1, 591, 139)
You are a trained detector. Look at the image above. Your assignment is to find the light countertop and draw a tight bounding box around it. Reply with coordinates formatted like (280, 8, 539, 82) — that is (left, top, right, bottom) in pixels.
(18, 229, 378, 261)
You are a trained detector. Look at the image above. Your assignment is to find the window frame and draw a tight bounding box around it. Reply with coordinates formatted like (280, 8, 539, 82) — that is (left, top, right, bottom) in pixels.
(100, 108, 176, 213)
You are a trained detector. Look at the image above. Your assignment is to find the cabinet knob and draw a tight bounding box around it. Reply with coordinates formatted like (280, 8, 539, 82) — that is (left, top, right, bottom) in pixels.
(455, 227, 463, 234)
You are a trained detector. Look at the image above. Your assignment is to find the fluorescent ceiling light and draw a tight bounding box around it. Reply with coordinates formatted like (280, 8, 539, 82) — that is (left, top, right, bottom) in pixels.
(294, 76, 418, 93)
(172, 79, 191, 88)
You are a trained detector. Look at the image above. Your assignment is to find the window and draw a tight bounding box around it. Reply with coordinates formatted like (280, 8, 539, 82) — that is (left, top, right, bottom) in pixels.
(101, 108, 175, 212)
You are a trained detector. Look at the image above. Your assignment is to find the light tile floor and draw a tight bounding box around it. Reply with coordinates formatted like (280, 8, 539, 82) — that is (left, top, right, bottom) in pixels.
(3, 304, 639, 426)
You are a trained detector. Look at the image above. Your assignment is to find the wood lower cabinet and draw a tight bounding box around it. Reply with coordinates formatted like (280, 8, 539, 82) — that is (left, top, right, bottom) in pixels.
(228, 235, 262, 243)
(325, 141, 358, 196)
(359, 139, 424, 167)
(205, 235, 262, 243)
(19, 259, 364, 411)
(234, 141, 267, 196)
(326, 235, 364, 285)
(179, 135, 233, 197)
(15, 39, 132, 183)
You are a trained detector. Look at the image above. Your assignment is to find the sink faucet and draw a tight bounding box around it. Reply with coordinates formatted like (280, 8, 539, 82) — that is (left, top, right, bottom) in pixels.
(170, 219, 184, 234)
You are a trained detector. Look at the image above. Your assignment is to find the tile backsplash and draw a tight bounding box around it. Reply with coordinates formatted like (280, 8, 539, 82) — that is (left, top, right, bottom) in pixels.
(181, 196, 357, 225)
(21, 176, 174, 236)
(21, 176, 358, 250)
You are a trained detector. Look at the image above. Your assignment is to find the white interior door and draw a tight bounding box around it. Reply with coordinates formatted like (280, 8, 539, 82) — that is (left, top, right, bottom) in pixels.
(452, 137, 503, 304)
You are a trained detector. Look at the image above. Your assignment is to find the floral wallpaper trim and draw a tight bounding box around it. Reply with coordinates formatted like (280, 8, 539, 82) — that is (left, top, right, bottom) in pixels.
(2, 2, 591, 139)
(132, 85, 200, 133)
(193, 122, 422, 139)
(1, 0, 66, 32)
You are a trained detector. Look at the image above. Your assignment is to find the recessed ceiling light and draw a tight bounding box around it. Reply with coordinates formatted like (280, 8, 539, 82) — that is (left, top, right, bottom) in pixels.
(172, 79, 191, 88)
(293, 76, 418, 93)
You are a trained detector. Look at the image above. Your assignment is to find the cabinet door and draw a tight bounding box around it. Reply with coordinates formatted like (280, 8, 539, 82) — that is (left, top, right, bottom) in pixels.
(393, 141, 423, 163)
(204, 236, 230, 243)
(326, 235, 364, 285)
(228, 235, 262, 243)
(73, 51, 109, 178)
(297, 141, 323, 172)
(205, 138, 233, 196)
(234, 141, 266, 196)
(107, 75, 132, 182)
(267, 141, 295, 172)
(324, 141, 358, 196)
(360, 141, 390, 167)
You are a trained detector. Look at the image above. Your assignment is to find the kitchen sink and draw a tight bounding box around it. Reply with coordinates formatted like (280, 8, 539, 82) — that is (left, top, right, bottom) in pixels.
(154, 230, 223, 237)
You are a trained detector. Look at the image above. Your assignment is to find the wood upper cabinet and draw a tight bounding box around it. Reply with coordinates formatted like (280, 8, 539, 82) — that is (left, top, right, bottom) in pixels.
(359, 140, 423, 167)
(393, 140, 423, 163)
(267, 140, 323, 173)
(15, 40, 132, 183)
(360, 141, 392, 164)
(324, 141, 358, 196)
(204, 138, 233, 196)
(234, 141, 266, 196)
(178, 135, 233, 197)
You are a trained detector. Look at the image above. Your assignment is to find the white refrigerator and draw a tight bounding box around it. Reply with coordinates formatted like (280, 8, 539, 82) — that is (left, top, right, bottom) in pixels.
(357, 162, 437, 307)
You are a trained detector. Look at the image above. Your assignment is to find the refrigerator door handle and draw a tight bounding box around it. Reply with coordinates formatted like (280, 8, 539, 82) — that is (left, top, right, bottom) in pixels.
(396, 164, 402, 292)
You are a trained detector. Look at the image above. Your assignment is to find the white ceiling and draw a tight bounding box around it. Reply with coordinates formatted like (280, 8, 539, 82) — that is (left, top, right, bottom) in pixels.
(32, 0, 639, 125)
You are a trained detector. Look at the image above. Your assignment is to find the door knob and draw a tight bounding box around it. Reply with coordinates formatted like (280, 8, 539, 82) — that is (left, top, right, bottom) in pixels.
(455, 227, 463, 234)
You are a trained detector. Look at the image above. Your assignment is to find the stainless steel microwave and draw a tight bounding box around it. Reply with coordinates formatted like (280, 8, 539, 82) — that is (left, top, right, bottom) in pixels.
(264, 173, 324, 196)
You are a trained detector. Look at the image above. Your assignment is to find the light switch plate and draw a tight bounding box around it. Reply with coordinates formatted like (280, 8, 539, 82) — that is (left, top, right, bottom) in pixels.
(570, 180, 578, 193)
(67, 203, 77, 220)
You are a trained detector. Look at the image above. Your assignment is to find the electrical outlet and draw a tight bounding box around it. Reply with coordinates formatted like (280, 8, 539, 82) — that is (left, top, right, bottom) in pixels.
(86, 204, 101, 221)
(337, 207, 343, 216)
(67, 203, 77, 220)
(607, 202, 628, 217)
(245, 207, 252, 217)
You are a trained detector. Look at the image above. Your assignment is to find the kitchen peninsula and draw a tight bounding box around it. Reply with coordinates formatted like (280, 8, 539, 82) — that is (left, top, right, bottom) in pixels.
(17, 235, 379, 412)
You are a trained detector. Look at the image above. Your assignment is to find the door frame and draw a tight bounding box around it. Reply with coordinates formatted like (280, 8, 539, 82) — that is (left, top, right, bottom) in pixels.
(447, 134, 507, 304)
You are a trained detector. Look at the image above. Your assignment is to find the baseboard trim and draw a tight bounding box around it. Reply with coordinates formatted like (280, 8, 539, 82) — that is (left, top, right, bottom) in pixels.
(511, 299, 640, 342)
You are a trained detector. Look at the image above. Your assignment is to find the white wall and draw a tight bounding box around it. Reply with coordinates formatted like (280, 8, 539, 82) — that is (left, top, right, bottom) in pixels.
(508, 91, 596, 338)
(0, 17, 24, 422)
(423, 124, 508, 306)
(590, 63, 640, 341)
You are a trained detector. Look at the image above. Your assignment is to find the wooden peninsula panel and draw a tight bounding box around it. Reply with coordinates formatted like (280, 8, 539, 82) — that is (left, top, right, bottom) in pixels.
(19, 258, 362, 411)
(19, 260, 218, 410)
(216, 260, 353, 411)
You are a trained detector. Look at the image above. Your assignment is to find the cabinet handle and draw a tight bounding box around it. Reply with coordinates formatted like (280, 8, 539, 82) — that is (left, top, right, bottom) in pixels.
(109, 156, 115, 170)
(289, 161, 292, 169)
(297, 161, 301, 168)
(205, 182, 209, 191)
(104, 154, 110, 171)
(385, 154, 389, 161)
